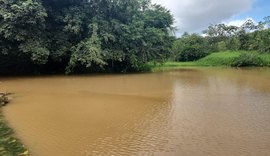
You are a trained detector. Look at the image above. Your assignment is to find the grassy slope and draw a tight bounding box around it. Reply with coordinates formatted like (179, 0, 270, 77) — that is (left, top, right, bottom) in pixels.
(197, 51, 241, 66)
(152, 51, 270, 71)
(261, 53, 270, 65)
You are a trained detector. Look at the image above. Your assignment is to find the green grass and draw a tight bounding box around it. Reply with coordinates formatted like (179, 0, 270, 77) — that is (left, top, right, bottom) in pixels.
(152, 51, 270, 71)
(0, 96, 29, 156)
(260, 53, 270, 66)
(197, 51, 241, 66)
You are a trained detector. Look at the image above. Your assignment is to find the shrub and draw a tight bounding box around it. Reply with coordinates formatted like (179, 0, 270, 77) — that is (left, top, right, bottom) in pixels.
(217, 41, 227, 51)
(173, 34, 209, 62)
(231, 52, 263, 67)
(179, 47, 209, 61)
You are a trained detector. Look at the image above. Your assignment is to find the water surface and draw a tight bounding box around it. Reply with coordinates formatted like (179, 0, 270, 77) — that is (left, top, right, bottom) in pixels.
(1, 68, 270, 156)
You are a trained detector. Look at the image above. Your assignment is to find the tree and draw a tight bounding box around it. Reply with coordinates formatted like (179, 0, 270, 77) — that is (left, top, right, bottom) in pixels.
(67, 23, 106, 73)
(0, 0, 48, 64)
(0, 0, 175, 74)
(203, 23, 240, 52)
(172, 34, 208, 61)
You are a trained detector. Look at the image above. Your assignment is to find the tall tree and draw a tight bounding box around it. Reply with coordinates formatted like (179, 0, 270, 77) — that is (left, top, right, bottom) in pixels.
(0, 0, 175, 74)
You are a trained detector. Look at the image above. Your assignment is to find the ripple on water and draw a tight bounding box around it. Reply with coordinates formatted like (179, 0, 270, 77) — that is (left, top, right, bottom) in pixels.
(1, 68, 270, 156)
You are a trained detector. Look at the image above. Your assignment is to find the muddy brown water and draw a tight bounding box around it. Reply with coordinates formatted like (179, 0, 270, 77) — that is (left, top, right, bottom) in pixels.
(1, 68, 270, 156)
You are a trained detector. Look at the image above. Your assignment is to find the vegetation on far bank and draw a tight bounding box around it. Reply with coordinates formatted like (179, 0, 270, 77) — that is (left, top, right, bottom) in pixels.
(152, 51, 270, 71)
(171, 17, 270, 62)
(168, 17, 270, 70)
(0, 0, 174, 75)
(0, 1, 269, 75)
(0, 94, 29, 156)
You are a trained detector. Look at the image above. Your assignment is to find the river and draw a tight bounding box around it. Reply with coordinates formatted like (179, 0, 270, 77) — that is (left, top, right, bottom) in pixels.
(1, 68, 270, 156)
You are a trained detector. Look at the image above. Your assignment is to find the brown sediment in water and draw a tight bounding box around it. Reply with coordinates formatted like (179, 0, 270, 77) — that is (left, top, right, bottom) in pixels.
(0, 93, 29, 156)
(1, 68, 270, 156)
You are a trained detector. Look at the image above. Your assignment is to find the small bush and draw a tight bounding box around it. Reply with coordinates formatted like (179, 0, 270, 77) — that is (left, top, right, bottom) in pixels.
(231, 52, 263, 67)
(173, 34, 209, 62)
(178, 47, 209, 61)
(217, 41, 227, 51)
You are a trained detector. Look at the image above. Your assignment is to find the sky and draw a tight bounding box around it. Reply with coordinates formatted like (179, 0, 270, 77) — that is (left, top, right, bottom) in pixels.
(152, 0, 270, 36)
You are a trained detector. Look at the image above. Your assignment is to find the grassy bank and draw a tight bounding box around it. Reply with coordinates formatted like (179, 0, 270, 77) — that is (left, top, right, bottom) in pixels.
(152, 51, 270, 71)
(0, 95, 29, 156)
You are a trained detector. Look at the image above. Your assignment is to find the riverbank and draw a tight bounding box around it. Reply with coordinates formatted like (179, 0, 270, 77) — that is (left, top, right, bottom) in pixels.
(0, 95, 29, 156)
(152, 51, 270, 71)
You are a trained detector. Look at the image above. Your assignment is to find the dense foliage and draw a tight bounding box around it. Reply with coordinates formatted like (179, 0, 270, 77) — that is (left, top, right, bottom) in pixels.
(0, 0, 174, 74)
(172, 34, 208, 61)
(231, 51, 263, 67)
(203, 18, 270, 53)
(172, 17, 270, 63)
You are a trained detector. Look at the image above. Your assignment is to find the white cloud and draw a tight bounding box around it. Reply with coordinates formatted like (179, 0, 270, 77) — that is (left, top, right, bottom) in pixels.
(224, 18, 255, 27)
(152, 0, 255, 35)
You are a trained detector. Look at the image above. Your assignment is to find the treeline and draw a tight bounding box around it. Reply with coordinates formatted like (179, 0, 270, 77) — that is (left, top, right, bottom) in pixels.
(172, 17, 270, 62)
(0, 0, 174, 75)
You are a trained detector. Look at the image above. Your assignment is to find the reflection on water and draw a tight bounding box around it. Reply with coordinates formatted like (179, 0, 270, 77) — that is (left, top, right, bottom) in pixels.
(1, 68, 270, 156)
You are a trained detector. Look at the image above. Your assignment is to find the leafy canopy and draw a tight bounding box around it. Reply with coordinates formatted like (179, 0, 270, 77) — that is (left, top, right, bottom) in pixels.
(0, 0, 174, 74)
